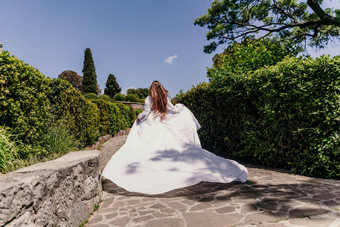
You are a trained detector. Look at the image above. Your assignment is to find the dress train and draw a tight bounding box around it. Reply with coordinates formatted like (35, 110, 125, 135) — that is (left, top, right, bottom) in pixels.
(102, 96, 248, 194)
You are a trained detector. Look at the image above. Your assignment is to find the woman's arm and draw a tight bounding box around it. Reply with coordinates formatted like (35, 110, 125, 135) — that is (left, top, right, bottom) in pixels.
(136, 96, 151, 123)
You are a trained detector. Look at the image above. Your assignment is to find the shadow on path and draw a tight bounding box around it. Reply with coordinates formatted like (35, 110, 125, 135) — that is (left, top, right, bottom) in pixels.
(104, 165, 340, 220)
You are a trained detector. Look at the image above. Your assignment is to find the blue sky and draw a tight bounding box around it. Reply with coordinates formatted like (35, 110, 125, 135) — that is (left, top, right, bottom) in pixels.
(1, 0, 339, 97)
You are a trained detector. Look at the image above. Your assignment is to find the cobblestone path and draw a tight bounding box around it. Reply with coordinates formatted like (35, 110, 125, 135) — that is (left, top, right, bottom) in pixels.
(87, 135, 340, 227)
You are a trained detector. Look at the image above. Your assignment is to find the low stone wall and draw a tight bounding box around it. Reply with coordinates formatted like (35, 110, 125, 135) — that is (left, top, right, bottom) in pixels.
(0, 150, 102, 227)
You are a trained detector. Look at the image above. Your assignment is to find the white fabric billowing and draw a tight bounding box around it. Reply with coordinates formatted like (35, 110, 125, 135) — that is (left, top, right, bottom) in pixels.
(102, 95, 248, 195)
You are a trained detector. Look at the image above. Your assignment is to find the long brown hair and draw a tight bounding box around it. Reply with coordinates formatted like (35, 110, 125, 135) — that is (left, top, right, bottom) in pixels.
(150, 80, 168, 120)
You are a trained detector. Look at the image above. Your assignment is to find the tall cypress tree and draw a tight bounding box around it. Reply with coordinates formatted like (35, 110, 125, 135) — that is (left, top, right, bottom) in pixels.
(104, 73, 121, 98)
(82, 48, 98, 94)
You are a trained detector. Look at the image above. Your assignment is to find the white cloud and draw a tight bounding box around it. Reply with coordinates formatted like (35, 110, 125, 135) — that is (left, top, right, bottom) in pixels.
(164, 54, 178, 64)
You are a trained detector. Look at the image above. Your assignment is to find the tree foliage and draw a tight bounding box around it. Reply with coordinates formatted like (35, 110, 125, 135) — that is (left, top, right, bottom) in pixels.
(194, 0, 340, 53)
(104, 74, 121, 98)
(207, 38, 298, 79)
(82, 48, 99, 94)
(57, 70, 83, 91)
(127, 88, 150, 99)
(207, 37, 300, 80)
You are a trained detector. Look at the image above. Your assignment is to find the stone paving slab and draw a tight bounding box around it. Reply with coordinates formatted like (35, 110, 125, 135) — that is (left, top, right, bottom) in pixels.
(87, 135, 340, 227)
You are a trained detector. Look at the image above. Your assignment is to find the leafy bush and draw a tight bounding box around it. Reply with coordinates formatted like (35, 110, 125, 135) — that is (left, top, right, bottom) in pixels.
(113, 93, 126, 101)
(83, 99, 100, 145)
(129, 106, 137, 125)
(0, 51, 136, 173)
(83, 93, 98, 100)
(127, 88, 150, 99)
(0, 51, 51, 144)
(135, 108, 143, 117)
(91, 99, 136, 136)
(99, 94, 113, 102)
(178, 56, 340, 179)
(125, 94, 140, 102)
(242, 56, 340, 178)
(48, 79, 100, 146)
(91, 99, 112, 136)
(114, 103, 134, 131)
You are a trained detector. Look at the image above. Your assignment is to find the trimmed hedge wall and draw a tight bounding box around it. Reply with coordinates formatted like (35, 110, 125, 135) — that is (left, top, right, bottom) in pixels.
(90, 100, 136, 136)
(178, 56, 340, 179)
(0, 51, 51, 145)
(48, 79, 100, 145)
(0, 51, 136, 164)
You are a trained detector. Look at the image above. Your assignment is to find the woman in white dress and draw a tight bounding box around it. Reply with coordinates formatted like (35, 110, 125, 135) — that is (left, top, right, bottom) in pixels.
(102, 81, 248, 195)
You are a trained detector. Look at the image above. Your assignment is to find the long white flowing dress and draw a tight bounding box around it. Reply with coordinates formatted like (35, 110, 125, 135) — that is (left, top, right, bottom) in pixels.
(102, 95, 248, 195)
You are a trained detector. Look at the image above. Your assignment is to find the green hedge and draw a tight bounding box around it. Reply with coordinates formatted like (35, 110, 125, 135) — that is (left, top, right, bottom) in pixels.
(116, 103, 135, 129)
(0, 51, 137, 172)
(113, 93, 126, 101)
(178, 56, 340, 179)
(90, 99, 138, 136)
(48, 79, 100, 145)
(91, 99, 111, 136)
(0, 51, 51, 145)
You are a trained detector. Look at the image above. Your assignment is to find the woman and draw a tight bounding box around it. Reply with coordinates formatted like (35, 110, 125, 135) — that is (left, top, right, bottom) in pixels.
(102, 81, 248, 195)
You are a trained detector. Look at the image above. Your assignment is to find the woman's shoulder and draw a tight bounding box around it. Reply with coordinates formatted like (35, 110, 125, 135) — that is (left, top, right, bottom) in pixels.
(145, 96, 152, 103)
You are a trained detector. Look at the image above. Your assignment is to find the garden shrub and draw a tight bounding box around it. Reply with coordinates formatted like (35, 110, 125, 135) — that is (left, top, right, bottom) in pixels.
(108, 103, 134, 135)
(0, 51, 51, 145)
(91, 99, 136, 136)
(83, 93, 98, 100)
(0, 51, 136, 173)
(125, 94, 140, 102)
(127, 87, 150, 99)
(91, 99, 112, 136)
(98, 94, 113, 102)
(48, 79, 100, 146)
(108, 103, 120, 135)
(135, 108, 143, 117)
(178, 56, 340, 179)
(113, 93, 126, 101)
(129, 106, 137, 125)
(242, 56, 340, 178)
(115, 103, 134, 129)
(82, 99, 100, 145)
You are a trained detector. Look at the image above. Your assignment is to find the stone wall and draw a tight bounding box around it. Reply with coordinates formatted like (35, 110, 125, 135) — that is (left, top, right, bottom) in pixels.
(0, 150, 102, 227)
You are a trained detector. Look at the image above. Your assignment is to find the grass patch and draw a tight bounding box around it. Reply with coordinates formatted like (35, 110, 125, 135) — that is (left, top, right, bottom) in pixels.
(0, 127, 18, 172)
(1, 119, 81, 174)
(43, 119, 79, 155)
(93, 203, 99, 211)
